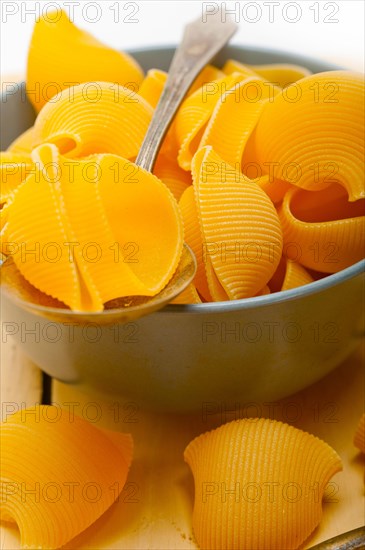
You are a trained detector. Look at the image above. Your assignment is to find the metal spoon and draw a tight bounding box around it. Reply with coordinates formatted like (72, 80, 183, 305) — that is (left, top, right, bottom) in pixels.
(307, 526, 365, 550)
(1, 9, 237, 323)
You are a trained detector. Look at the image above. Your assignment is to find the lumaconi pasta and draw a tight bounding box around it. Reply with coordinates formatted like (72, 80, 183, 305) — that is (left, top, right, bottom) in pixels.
(354, 413, 365, 454)
(192, 147, 283, 299)
(27, 9, 143, 112)
(1, 144, 183, 311)
(179, 185, 212, 301)
(33, 82, 153, 160)
(269, 255, 314, 292)
(138, 69, 167, 108)
(248, 63, 312, 88)
(254, 71, 365, 201)
(0, 406, 133, 549)
(175, 73, 244, 170)
(279, 184, 365, 273)
(199, 77, 280, 168)
(153, 153, 192, 201)
(184, 418, 342, 550)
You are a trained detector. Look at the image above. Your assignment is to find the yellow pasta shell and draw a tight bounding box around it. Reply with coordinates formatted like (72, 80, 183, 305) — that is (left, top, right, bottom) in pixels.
(354, 413, 365, 454)
(138, 69, 167, 108)
(188, 65, 225, 95)
(153, 154, 192, 201)
(26, 9, 143, 112)
(222, 59, 258, 79)
(254, 71, 365, 201)
(33, 82, 153, 159)
(0, 152, 33, 203)
(97, 154, 184, 294)
(269, 255, 314, 292)
(199, 77, 280, 168)
(279, 184, 365, 273)
(205, 257, 229, 301)
(7, 127, 35, 155)
(192, 147, 283, 299)
(175, 73, 243, 170)
(184, 418, 342, 550)
(249, 63, 312, 88)
(256, 175, 291, 205)
(0, 406, 133, 549)
(172, 283, 202, 304)
(179, 185, 212, 301)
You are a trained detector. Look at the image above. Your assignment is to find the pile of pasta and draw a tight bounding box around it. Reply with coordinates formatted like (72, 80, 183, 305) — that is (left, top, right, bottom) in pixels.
(1, 10, 364, 310)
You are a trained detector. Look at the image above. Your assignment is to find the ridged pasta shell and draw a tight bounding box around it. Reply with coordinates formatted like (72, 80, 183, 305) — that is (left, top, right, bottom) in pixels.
(175, 73, 243, 170)
(279, 184, 365, 273)
(1, 144, 183, 310)
(179, 185, 212, 301)
(138, 69, 167, 108)
(172, 283, 202, 304)
(192, 147, 283, 299)
(26, 9, 143, 112)
(269, 255, 314, 292)
(33, 82, 153, 160)
(257, 175, 291, 205)
(153, 154, 192, 201)
(354, 413, 365, 454)
(0, 406, 133, 549)
(184, 418, 342, 550)
(249, 63, 312, 88)
(199, 78, 280, 168)
(254, 71, 365, 201)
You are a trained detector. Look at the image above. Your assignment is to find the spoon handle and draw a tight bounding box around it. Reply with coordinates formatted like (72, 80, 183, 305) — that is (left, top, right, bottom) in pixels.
(307, 526, 365, 550)
(135, 8, 237, 172)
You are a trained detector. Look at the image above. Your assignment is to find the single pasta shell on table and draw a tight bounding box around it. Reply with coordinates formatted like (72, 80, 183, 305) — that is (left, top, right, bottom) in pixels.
(153, 153, 192, 201)
(278, 184, 365, 273)
(26, 9, 143, 112)
(254, 71, 365, 201)
(199, 77, 280, 168)
(184, 418, 342, 550)
(192, 146, 283, 299)
(7, 126, 36, 155)
(179, 185, 212, 301)
(175, 73, 243, 170)
(33, 81, 153, 160)
(0, 152, 33, 203)
(354, 413, 365, 454)
(0, 406, 133, 550)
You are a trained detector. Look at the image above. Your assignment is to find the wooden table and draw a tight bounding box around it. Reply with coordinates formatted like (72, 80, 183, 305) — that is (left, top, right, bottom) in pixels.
(1, 336, 364, 549)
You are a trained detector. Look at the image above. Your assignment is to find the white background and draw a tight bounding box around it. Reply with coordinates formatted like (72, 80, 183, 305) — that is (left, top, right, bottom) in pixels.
(0, 0, 364, 77)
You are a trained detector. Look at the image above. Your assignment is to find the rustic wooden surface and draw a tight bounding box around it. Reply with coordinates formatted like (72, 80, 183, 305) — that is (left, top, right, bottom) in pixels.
(1, 336, 364, 549)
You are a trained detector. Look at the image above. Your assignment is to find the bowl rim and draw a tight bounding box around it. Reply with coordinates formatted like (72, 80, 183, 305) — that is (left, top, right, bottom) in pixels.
(1, 44, 363, 317)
